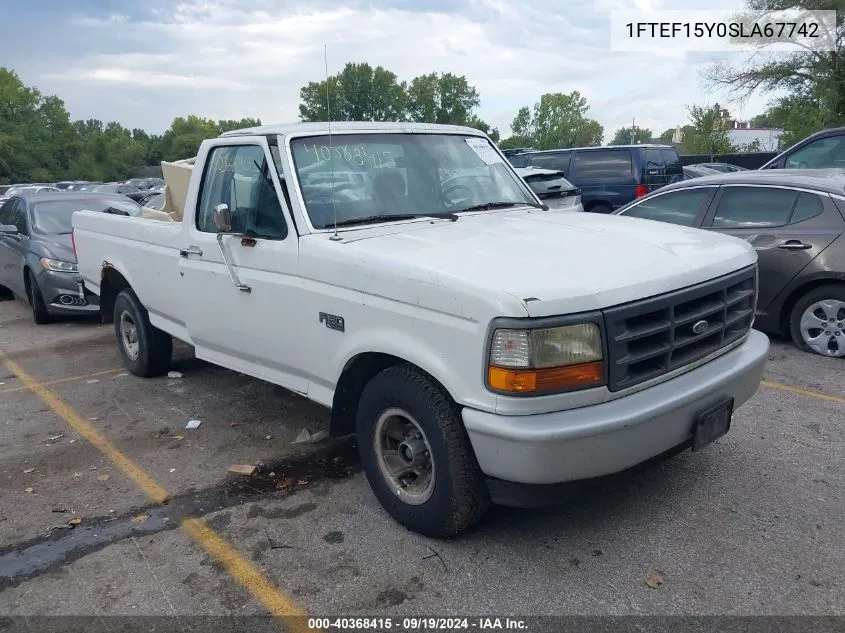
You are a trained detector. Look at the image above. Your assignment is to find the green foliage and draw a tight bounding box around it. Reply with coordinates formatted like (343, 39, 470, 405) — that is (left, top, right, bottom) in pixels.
(297, 62, 497, 140)
(609, 126, 653, 145)
(505, 91, 604, 149)
(750, 92, 828, 147)
(705, 0, 845, 147)
(658, 128, 676, 143)
(682, 104, 736, 156)
(0, 66, 263, 184)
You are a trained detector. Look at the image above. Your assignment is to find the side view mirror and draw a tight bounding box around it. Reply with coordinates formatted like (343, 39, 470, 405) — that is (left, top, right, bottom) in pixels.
(213, 203, 233, 232)
(0, 224, 18, 235)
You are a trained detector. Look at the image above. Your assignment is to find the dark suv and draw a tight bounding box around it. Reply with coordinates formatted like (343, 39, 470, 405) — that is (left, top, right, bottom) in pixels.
(508, 145, 683, 213)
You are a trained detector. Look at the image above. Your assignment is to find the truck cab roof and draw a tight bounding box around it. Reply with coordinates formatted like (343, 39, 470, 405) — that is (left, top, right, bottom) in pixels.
(218, 121, 488, 139)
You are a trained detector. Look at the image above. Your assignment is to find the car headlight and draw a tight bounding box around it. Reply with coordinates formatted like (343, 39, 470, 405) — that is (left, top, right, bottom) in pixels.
(40, 257, 78, 273)
(487, 322, 604, 394)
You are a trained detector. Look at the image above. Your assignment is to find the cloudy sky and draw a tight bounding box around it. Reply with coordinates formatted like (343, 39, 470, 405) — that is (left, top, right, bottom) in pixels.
(2, 0, 776, 140)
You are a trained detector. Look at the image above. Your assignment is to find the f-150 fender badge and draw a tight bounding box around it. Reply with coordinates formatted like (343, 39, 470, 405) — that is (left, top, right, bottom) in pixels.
(319, 312, 345, 332)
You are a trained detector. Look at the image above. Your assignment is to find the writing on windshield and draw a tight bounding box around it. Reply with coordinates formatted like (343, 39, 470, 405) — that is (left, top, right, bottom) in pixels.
(290, 133, 534, 230)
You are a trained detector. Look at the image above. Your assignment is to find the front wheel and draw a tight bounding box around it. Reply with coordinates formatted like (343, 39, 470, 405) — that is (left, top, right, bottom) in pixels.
(27, 270, 53, 324)
(113, 289, 173, 376)
(789, 285, 845, 357)
(356, 364, 490, 538)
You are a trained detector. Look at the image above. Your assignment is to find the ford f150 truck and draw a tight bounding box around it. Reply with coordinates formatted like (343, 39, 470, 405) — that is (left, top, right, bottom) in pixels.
(71, 122, 769, 537)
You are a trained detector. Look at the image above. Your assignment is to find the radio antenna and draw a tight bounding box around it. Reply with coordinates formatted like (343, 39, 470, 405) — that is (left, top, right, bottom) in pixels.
(325, 44, 341, 241)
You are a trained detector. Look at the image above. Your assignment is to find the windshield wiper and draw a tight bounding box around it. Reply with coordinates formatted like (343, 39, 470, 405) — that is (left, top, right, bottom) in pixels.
(453, 201, 547, 213)
(324, 212, 458, 229)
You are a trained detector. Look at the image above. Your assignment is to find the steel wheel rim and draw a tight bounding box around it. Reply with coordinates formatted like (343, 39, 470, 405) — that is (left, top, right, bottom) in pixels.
(119, 310, 140, 361)
(799, 299, 845, 357)
(373, 407, 436, 505)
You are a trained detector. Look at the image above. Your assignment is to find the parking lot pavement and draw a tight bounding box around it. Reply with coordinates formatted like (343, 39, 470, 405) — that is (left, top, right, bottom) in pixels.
(1, 296, 843, 619)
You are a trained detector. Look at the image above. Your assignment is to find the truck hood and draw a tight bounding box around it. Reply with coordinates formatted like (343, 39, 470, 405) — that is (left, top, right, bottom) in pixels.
(335, 209, 756, 317)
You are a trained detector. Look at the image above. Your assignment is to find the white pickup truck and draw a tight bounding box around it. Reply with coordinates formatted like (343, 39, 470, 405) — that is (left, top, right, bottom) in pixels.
(72, 122, 769, 537)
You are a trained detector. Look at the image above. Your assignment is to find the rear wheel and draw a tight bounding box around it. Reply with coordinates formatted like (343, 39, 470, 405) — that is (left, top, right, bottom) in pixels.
(113, 289, 173, 376)
(789, 285, 845, 358)
(588, 202, 612, 214)
(356, 364, 490, 537)
(26, 270, 53, 324)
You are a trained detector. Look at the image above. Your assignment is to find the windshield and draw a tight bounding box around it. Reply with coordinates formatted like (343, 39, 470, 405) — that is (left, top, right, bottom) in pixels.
(32, 198, 142, 233)
(289, 133, 537, 229)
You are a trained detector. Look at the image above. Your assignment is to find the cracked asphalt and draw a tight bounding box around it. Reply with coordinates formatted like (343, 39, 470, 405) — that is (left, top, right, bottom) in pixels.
(0, 296, 842, 623)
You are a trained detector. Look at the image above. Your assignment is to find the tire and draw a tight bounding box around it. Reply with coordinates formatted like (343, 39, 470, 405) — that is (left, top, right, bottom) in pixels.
(356, 364, 490, 538)
(788, 284, 845, 358)
(113, 289, 173, 376)
(588, 202, 612, 214)
(27, 270, 53, 324)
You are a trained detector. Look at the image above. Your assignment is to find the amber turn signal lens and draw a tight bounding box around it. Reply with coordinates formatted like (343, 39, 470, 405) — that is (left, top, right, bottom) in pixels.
(488, 361, 604, 393)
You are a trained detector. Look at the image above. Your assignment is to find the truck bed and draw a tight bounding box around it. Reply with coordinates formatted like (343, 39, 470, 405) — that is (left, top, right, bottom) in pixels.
(73, 211, 190, 341)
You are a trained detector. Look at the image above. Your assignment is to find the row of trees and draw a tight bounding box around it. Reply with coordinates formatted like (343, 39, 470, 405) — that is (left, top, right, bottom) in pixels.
(0, 67, 261, 184)
(298, 63, 498, 139)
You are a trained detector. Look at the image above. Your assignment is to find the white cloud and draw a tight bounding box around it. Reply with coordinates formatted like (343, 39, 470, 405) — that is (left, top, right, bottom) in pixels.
(27, 0, 769, 139)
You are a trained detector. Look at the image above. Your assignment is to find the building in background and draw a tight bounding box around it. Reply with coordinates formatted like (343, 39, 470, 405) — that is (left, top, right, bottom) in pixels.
(725, 121, 784, 152)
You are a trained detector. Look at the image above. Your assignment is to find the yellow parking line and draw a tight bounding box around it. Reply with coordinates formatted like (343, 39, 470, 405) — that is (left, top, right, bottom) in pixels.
(0, 351, 309, 624)
(0, 367, 124, 394)
(761, 380, 845, 405)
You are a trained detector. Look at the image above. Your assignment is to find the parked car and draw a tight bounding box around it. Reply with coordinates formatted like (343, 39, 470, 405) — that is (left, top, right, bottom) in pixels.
(513, 166, 582, 211)
(137, 189, 166, 209)
(91, 183, 145, 202)
(0, 185, 59, 205)
(0, 185, 11, 196)
(125, 177, 163, 190)
(682, 165, 722, 180)
(508, 144, 683, 213)
(72, 121, 768, 537)
(613, 169, 845, 357)
(760, 127, 845, 170)
(693, 163, 747, 173)
(0, 192, 142, 323)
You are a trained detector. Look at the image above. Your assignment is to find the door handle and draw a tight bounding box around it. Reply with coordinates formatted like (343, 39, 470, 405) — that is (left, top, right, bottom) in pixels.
(179, 246, 203, 257)
(777, 240, 812, 250)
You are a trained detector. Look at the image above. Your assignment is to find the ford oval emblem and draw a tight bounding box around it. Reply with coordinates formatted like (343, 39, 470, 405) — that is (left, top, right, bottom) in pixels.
(692, 320, 709, 335)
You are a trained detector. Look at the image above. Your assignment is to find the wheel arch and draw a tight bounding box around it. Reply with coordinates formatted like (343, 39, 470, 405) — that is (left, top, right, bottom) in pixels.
(330, 352, 456, 438)
(99, 265, 133, 323)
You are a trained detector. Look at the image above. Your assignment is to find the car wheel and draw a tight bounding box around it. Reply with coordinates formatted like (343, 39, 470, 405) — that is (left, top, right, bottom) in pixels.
(789, 285, 845, 358)
(26, 270, 53, 324)
(113, 288, 173, 376)
(0, 284, 12, 301)
(588, 202, 612, 214)
(356, 364, 490, 537)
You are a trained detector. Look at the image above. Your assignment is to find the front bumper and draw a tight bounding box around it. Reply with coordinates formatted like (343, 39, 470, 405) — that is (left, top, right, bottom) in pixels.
(36, 269, 99, 315)
(462, 329, 769, 492)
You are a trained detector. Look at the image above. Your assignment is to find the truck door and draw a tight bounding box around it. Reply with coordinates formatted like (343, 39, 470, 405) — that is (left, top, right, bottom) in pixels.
(177, 138, 308, 395)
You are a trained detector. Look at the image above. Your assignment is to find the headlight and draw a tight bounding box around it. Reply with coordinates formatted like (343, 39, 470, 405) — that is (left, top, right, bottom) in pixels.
(40, 257, 78, 273)
(487, 322, 604, 394)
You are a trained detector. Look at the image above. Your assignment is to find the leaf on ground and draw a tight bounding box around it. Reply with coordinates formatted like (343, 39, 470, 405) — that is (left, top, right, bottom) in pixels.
(131, 514, 149, 524)
(170, 435, 185, 441)
(645, 574, 664, 589)
(23, 468, 35, 474)
(98, 474, 110, 481)
(276, 477, 293, 489)
(68, 518, 82, 526)
(24, 487, 34, 493)
(228, 464, 256, 475)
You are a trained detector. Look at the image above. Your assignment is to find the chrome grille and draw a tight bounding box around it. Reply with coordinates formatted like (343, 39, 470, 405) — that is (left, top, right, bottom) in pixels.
(603, 265, 756, 392)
